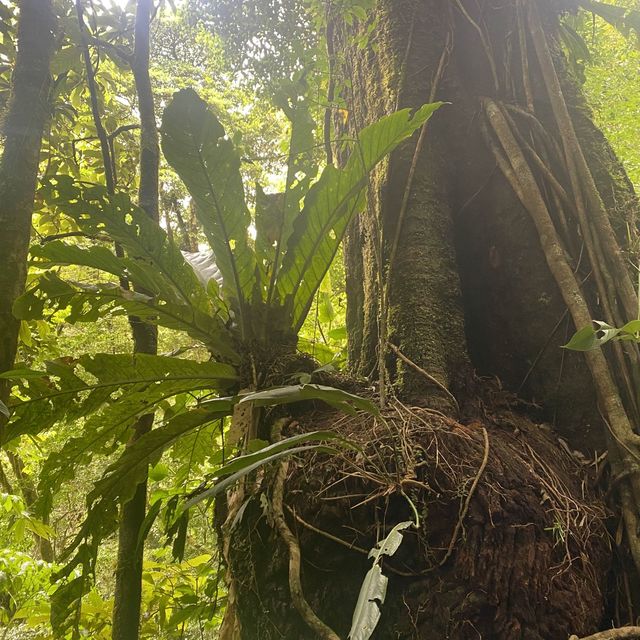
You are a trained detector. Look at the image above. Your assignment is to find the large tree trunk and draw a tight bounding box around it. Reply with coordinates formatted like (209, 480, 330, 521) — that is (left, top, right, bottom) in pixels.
(342, 0, 637, 449)
(225, 0, 640, 637)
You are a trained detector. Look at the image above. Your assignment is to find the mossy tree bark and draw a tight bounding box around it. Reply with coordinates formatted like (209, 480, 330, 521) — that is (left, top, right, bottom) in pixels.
(341, 0, 637, 449)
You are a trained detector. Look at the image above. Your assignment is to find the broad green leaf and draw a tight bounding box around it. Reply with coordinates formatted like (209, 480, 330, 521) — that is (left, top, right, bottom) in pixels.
(620, 320, 640, 335)
(51, 575, 86, 639)
(209, 429, 352, 478)
(563, 325, 600, 351)
(4, 354, 236, 515)
(50, 401, 234, 634)
(3, 351, 235, 447)
(0, 400, 9, 419)
(262, 83, 318, 303)
(39, 176, 216, 319)
(563, 322, 620, 351)
(183, 430, 349, 511)
(161, 89, 257, 327)
(184, 445, 336, 511)
(73, 401, 234, 547)
(15, 272, 237, 361)
(240, 384, 380, 416)
(149, 462, 170, 482)
(28, 177, 238, 361)
(277, 103, 443, 331)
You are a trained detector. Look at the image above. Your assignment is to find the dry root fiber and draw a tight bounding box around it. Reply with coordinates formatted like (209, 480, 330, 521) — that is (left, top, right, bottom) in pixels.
(229, 401, 611, 640)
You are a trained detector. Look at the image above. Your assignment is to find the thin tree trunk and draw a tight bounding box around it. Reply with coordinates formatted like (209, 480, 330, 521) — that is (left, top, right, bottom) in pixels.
(0, 0, 55, 420)
(111, 2, 160, 640)
(0, 0, 56, 563)
(75, 1, 159, 636)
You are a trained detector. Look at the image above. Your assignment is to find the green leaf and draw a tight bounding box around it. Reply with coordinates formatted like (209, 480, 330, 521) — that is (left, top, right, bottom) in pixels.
(213, 430, 352, 478)
(184, 430, 349, 511)
(563, 325, 599, 351)
(185, 445, 335, 511)
(3, 355, 236, 521)
(620, 320, 640, 336)
(72, 401, 233, 551)
(262, 82, 318, 303)
(91, 402, 233, 507)
(161, 89, 257, 327)
(0, 400, 9, 419)
(563, 322, 620, 351)
(4, 353, 236, 445)
(39, 177, 216, 317)
(277, 103, 443, 331)
(51, 575, 86, 639)
(51, 402, 234, 632)
(149, 462, 170, 482)
(240, 384, 380, 416)
(16, 272, 237, 362)
(28, 177, 238, 361)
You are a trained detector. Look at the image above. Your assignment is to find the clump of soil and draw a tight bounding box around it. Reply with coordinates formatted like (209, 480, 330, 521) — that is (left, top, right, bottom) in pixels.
(229, 401, 611, 640)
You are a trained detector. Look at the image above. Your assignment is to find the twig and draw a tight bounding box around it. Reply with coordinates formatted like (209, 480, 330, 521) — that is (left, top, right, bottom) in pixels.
(86, 34, 132, 64)
(40, 231, 110, 244)
(439, 426, 489, 566)
(569, 627, 640, 640)
(388, 343, 460, 413)
(286, 505, 422, 578)
(287, 505, 369, 555)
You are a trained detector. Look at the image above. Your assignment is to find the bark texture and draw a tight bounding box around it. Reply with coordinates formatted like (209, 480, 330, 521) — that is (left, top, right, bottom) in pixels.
(341, 0, 637, 451)
(0, 0, 56, 563)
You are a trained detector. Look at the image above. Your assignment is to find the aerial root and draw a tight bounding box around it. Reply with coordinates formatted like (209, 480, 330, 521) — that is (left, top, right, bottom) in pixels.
(570, 627, 640, 640)
(272, 460, 340, 640)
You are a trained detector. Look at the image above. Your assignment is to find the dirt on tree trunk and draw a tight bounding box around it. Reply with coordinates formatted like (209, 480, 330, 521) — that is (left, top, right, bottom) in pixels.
(227, 401, 611, 639)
